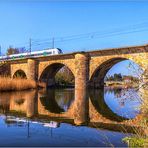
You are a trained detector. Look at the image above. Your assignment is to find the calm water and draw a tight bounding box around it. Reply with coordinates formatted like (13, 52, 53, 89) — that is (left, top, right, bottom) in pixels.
(0, 88, 141, 147)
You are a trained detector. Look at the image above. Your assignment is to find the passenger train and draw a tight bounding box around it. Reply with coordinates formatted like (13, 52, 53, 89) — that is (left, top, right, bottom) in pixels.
(0, 48, 62, 61)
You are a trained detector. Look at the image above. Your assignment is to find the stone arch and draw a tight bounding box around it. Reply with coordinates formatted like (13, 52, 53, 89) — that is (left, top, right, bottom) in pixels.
(89, 57, 143, 88)
(13, 69, 27, 78)
(39, 63, 75, 87)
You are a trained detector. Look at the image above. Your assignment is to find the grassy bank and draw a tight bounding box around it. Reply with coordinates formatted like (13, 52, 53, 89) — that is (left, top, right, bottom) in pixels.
(0, 77, 37, 91)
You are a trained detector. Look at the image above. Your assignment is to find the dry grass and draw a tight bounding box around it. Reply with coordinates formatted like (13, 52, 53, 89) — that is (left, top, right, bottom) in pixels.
(0, 77, 37, 91)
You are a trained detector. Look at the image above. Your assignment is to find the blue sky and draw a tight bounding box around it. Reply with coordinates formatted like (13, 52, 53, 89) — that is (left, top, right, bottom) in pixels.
(0, 0, 147, 76)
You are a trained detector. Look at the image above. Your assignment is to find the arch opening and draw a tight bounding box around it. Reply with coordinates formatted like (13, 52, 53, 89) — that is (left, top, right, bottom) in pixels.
(13, 70, 27, 79)
(39, 89, 74, 113)
(89, 58, 143, 120)
(39, 63, 75, 88)
(90, 58, 127, 88)
(39, 63, 75, 113)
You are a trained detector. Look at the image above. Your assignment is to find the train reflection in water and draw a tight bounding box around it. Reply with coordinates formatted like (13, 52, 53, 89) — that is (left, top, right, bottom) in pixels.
(4, 115, 60, 128)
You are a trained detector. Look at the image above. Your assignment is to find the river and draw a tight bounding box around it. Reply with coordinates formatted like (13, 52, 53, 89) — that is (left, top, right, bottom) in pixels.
(0, 88, 142, 147)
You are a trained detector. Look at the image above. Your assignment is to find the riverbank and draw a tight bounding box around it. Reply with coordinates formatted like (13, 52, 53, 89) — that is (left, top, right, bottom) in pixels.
(0, 77, 37, 91)
(105, 84, 139, 89)
(48, 84, 74, 89)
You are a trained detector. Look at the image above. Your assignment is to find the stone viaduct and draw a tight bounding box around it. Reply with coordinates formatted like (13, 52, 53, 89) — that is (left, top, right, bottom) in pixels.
(0, 44, 148, 126)
(5, 44, 148, 86)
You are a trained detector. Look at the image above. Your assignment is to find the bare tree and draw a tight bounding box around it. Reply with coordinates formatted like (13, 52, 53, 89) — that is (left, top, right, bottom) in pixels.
(7, 46, 19, 55)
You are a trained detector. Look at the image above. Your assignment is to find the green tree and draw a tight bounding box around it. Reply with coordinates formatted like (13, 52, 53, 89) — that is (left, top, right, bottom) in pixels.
(55, 66, 74, 86)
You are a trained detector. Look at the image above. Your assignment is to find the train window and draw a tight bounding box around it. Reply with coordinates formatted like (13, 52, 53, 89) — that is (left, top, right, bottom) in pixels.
(58, 48, 62, 53)
(47, 52, 52, 54)
(43, 52, 47, 56)
(20, 55, 24, 59)
(36, 53, 42, 56)
(12, 56, 15, 60)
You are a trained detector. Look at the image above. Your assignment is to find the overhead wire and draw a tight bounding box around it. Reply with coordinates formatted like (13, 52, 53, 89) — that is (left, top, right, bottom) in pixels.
(31, 20, 148, 43)
(12, 20, 148, 51)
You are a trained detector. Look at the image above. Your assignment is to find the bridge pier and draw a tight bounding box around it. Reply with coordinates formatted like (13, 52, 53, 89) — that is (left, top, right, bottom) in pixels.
(26, 90, 38, 118)
(27, 59, 37, 80)
(74, 53, 89, 125)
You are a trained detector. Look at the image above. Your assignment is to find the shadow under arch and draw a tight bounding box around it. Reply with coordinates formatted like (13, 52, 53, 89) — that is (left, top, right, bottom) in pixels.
(89, 57, 129, 88)
(39, 63, 75, 87)
(89, 88, 129, 122)
(13, 69, 27, 78)
(39, 89, 65, 113)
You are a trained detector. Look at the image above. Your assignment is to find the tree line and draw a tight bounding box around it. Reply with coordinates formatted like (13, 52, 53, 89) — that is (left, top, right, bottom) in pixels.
(6, 46, 26, 55)
(105, 73, 139, 82)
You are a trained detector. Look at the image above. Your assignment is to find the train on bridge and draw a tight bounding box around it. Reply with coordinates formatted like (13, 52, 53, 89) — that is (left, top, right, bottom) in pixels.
(0, 48, 63, 61)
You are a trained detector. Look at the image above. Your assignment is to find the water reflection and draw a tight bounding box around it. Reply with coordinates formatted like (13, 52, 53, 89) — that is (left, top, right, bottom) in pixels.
(89, 89, 128, 122)
(104, 88, 141, 119)
(0, 88, 143, 146)
(0, 92, 10, 113)
(54, 89, 74, 111)
(39, 89, 64, 113)
(0, 88, 141, 120)
(4, 116, 28, 127)
(0, 114, 128, 147)
(39, 89, 74, 113)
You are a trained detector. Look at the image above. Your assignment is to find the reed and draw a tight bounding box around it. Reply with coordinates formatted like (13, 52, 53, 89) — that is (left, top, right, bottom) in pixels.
(0, 77, 37, 91)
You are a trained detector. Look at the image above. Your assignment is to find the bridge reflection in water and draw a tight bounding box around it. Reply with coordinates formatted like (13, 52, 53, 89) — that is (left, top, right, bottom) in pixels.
(0, 88, 145, 134)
